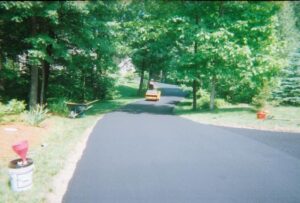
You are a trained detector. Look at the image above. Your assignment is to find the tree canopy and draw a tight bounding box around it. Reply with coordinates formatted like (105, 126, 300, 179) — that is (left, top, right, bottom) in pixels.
(0, 1, 299, 110)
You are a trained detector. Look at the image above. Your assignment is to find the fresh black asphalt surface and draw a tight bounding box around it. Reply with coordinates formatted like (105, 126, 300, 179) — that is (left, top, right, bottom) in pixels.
(63, 83, 300, 203)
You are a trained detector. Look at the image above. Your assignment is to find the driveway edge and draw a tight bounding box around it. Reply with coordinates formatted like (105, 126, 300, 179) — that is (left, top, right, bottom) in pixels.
(45, 116, 102, 203)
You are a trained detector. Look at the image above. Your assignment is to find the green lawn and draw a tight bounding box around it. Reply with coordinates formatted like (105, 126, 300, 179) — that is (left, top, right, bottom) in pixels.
(174, 98, 300, 133)
(0, 80, 140, 203)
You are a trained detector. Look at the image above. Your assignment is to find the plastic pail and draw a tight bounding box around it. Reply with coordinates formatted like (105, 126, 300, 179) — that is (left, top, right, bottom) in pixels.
(8, 158, 34, 192)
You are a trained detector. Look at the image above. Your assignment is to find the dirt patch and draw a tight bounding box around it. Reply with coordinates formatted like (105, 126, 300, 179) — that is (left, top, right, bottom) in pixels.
(0, 121, 51, 165)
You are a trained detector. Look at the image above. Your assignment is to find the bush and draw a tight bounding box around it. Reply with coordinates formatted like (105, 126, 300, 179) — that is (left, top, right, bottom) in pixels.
(0, 103, 6, 121)
(214, 98, 228, 109)
(0, 102, 7, 113)
(6, 99, 26, 114)
(48, 98, 69, 116)
(198, 95, 210, 109)
(124, 72, 136, 81)
(25, 105, 49, 126)
(197, 89, 228, 110)
(0, 99, 26, 122)
(252, 82, 271, 111)
(252, 95, 266, 111)
(197, 89, 210, 109)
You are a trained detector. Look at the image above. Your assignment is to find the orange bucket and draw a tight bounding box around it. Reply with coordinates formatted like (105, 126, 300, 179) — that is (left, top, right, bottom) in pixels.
(257, 111, 266, 120)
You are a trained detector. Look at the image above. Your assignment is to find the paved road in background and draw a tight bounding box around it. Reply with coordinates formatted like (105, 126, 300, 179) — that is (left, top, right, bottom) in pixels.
(63, 83, 300, 203)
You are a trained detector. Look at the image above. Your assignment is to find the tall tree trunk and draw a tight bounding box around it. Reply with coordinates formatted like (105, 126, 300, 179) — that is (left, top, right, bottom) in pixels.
(160, 70, 163, 83)
(147, 69, 152, 89)
(91, 66, 96, 98)
(0, 55, 4, 92)
(82, 70, 86, 102)
(42, 35, 53, 104)
(192, 14, 200, 111)
(138, 60, 145, 96)
(29, 16, 38, 110)
(44, 60, 50, 101)
(40, 62, 46, 105)
(192, 79, 197, 110)
(210, 77, 216, 111)
(29, 66, 39, 109)
(208, 2, 223, 111)
(138, 68, 145, 96)
(161, 70, 166, 83)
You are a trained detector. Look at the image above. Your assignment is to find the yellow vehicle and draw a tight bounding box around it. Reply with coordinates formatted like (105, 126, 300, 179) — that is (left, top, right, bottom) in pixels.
(145, 89, 161, 101)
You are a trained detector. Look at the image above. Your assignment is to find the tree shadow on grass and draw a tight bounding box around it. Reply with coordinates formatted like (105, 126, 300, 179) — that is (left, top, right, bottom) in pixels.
(85, 100, 129, 116)
(160, 87, 187, 97)
(215, 107, 256, 113)
(117, 84, 138, 98)
(177, 101, 192, 106)
(118, 102, 174, 115)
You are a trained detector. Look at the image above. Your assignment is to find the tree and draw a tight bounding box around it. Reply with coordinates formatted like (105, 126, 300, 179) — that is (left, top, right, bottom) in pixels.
(273, 47, 300, 105)
(272, 2, 300, 106)
(125, 0, 173, 95)
(172, 2, 284, 110)
(169, 1, 212, 110)
(0, 1, 118, 106)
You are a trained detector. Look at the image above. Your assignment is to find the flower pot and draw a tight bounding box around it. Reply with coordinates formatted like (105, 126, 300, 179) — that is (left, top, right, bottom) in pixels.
(257, 111, 266, 120)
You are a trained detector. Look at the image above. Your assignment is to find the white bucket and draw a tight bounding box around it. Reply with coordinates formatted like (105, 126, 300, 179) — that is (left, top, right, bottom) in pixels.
(9, 158, 34, 192)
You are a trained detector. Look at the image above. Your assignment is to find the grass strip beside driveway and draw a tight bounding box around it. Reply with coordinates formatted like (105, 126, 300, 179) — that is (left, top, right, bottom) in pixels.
(0, 83, 140, 203)
(174, 98, 300, 133)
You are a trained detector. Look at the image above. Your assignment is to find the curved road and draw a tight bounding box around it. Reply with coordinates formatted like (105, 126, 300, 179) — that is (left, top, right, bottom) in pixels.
(63, 83, 300, 203)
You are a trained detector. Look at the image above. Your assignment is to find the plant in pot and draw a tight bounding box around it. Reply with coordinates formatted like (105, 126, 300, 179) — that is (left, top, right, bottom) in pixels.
(252, 83, 270, 120)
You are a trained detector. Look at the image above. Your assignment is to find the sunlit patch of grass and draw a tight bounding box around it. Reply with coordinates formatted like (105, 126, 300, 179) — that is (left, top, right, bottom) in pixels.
(174, 98, 300, 132)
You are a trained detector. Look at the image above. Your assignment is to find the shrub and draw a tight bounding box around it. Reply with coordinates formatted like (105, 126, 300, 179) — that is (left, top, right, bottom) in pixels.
(214, 98, 228, 109)
(197, 89, 228, 110)
(198, 95, 211, 109)
(0, 99, 26, 122)
(124, 72, 136, 81)
(252, 82, 271, 111)
(0, 102, 7, 113)
(197, 89, 210, 109)
(25, 105, 49, 126)
(0, 103, 6, 121)
(6, 99, 26, 114)
(252, 95, 266, 111)
(48, 98, 69, 116)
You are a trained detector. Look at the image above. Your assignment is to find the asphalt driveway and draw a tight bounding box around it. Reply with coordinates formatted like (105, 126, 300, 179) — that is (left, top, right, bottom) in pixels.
(63, 83, 300, 203)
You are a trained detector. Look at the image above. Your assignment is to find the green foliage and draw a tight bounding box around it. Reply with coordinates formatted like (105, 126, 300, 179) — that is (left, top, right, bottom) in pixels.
(0, 1, 298, 109)
(214, 99, 228, 109)
(123, 71, 137, 81)
(277, 2, 299, 56)
(198, 95, 210, 110)
(273, 48, 300, 105)
(0, 103, 6, 121)
(252, 82, 271, 110)
(252, 96, 266, 111)
(292, 2, 300, 30)
(24, 105, 49, 126)
(0, 103, 6, 113)
(197, 89, 228, 110)
(0, 1, 118, 105)
(48, 98, 69, 116)
(0, 59, 29, 101)
(6, 99, 26, 114)
(272, 2, 300, 106)
(0, 99, 26, 123)
(0, 99, 26, 120)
